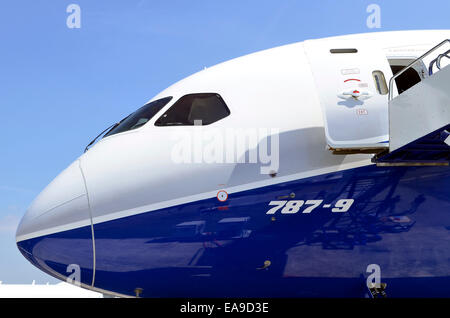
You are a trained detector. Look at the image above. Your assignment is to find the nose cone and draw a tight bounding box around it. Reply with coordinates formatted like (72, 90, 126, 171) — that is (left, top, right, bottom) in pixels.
(16, 160, 95, 286)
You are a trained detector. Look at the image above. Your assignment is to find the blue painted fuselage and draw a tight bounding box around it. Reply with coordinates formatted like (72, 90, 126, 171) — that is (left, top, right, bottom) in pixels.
(17, 164, 450, 297)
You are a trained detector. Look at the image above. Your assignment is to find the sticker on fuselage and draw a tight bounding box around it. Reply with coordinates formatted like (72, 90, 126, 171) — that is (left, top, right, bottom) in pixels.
(266, 199, 354, 214)
(217, 190, 228, 202)
(356, 109, 368, 115)
(341, 68, 360, 75)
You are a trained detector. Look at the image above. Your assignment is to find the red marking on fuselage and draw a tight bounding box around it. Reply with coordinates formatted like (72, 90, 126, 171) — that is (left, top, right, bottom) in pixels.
(344, 78, 361, 83)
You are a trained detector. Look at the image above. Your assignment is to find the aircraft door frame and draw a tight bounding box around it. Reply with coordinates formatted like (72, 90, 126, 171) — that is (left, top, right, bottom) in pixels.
(304, 39, 394, 151)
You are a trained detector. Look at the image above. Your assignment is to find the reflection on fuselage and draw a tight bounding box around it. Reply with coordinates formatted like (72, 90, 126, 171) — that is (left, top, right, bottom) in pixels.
(83, 165, 449, 297)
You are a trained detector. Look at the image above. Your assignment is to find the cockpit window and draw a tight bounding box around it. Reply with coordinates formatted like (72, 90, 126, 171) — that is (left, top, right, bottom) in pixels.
(104, 96, 173, 138)
(155, 93, 230, 126)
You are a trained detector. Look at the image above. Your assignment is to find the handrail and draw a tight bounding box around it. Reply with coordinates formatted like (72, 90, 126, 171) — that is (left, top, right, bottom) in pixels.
(428, 49, 450, 75)
(388, 39, 450, 101)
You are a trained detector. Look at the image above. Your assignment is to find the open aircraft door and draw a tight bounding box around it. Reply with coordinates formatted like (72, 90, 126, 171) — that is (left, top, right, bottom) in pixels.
(304, 39, 394, 153)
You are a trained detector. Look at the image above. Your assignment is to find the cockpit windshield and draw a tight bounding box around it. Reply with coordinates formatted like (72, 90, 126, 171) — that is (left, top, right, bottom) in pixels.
(84, 97, 172, 153)
(103, 96, 173, 138)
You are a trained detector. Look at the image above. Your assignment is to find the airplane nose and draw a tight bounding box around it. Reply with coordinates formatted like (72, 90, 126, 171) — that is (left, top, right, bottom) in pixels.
(16, 160, 95, 286)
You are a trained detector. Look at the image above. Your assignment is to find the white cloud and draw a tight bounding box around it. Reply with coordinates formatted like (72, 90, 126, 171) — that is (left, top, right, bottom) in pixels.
(0, 185, 34, 194)
(0, 214, 21, 234)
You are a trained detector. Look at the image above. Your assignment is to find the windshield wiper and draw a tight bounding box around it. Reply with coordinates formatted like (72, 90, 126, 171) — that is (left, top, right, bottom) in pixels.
(84, 122, 119, 153)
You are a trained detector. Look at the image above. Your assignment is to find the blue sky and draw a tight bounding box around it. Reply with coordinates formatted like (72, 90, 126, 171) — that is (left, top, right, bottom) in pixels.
(0, 0, 449, 283)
